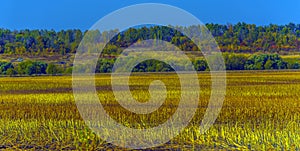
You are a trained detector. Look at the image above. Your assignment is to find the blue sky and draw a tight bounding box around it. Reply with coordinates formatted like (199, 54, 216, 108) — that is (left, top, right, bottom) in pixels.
(0, 0, 300, 30)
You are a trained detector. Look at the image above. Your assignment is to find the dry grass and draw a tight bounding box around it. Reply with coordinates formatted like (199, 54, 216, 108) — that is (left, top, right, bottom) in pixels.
(0, 71, 299, 150)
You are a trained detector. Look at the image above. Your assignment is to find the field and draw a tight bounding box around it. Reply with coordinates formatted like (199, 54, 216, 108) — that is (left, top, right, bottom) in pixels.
(0, 71, 300, 150)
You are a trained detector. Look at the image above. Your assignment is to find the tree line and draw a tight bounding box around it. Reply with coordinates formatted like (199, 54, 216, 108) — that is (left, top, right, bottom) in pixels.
(96, 53, 299, 73)
(1, 22, 300, 55)
(0, 61, 70, 76)
(1, 53, 298, 76)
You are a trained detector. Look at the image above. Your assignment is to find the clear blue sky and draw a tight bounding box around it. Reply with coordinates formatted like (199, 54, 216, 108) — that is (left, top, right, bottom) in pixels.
(1, 0, 300, 30)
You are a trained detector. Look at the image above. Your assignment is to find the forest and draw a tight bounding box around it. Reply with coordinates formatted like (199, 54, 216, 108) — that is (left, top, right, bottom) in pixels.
(1, 22, 300, 55)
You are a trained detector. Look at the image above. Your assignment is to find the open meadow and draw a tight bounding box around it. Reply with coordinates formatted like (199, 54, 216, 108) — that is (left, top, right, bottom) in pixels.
(0, 71, 300, 150)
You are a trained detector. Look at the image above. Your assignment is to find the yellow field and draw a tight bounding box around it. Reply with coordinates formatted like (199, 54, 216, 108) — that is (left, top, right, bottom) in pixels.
(0, 71, 300, 150)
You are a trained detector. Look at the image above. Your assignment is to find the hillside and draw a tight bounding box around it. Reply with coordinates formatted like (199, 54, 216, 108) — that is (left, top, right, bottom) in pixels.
(1, 22, 300, 56)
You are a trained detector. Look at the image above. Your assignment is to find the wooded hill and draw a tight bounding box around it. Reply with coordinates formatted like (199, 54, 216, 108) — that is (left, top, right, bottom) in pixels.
(1, 22, 300, 55)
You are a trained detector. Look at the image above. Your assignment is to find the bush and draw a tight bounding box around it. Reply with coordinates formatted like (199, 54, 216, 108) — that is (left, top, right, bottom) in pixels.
(223, 53, 247, 70)
(193, 59, 208, 71)
(6, 68, 17, 76)
(46, 63, 62, 75)
(245, 54, 287, 70)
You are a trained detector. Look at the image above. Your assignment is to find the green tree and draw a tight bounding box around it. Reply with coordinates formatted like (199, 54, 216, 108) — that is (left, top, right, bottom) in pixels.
(46, 63, 61, 75)
(264, 59, 274, 69)
(6, 68, 17, 77)
(193, 59, 208, 71)
(224, 53, 247, 70)
(0, 62, 14, 74)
